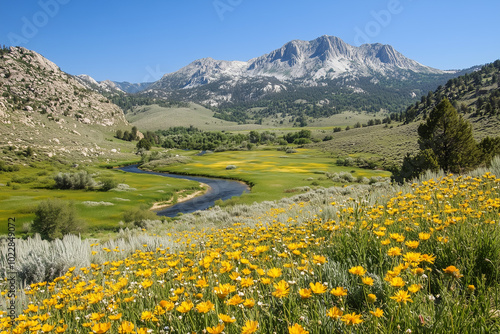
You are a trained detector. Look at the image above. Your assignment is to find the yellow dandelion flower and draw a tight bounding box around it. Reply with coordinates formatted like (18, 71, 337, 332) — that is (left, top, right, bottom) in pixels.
(90, 313, 105, 321)
(381, 239, 391, 245)
(405, 240, 420, 249)
(330, 286, 348, 297)
(326, 306, 343, 319)
(341, 312, 363, 325)
(421, 254, 436, 264)
(196, 301, 215, 313)
(213, 283, 236, 299)
(418, 232, 431, 240)
(158, 300, 175, 311)
(443, 265, 463, 278)
(25, 304, 38, 313)
(261, 277, 272, 285)
(413, 267, 425, 276)
(389, 276, 405, 288)
(362, 276, 374, 286)
(176, 300, 194, 314)
(240, 277, 254, 288)
(348, 266, 366, 276)
(41, 324, 55, 333)
(309, 282, 327, 294)
(141, 311, 158, 322)
(367, 293, 377, 303)
(387, 247, 402, 256)
(267, 267, 283, 278)
(195, 278, 209, 288)
(390, 290, 413, 304)
(218, 313, 236, 323)
(243, 298, 255, 308)
(370, 308, 384, 318)
(55, 325, 68, 333)
(91, 322, 111, 334)
(272, 280, 290, 298)
(299, 288, 312, 299)
(241, 320, 259, 334)
(312, 255, 327, 265)
(226, 295, 244, 306)
(220, 261, 233, 274)
(229, 272, 240, 281)
(288, 323, 309, 334)
(206, 323, 225, 334)
(403, 252, 422, 264)
(408, 284, 421, 293)
(118, 321, 134, 334)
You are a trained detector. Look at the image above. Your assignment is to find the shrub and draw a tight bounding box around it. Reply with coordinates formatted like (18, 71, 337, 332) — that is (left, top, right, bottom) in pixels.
(136, 138, 152, 151)
(123, 207, 159, 228)
(100, 177, 118, 191)
(0, 161, 20, 172)
(32, 199, 86, 241)
(53, 170, 95, 190)
(323, 135, 333, 141)
(10, 175, 37, 184)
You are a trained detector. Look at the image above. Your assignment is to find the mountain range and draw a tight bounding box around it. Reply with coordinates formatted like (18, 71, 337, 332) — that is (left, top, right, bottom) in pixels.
(149, 35, 445, 91)
(76, 35, 474, 117)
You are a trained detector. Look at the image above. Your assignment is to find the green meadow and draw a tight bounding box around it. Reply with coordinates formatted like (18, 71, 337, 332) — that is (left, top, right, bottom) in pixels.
(0, 161, 200, 236)
(0, 146, 390, 236)
(150, 148, 391, 205)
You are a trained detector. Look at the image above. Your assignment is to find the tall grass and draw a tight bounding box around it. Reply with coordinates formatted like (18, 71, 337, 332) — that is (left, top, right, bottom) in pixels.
(1, 161, 499, 333)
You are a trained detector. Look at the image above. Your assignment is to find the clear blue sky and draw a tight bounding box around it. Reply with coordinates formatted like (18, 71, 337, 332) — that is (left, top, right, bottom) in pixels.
(1, 0, 499, 83)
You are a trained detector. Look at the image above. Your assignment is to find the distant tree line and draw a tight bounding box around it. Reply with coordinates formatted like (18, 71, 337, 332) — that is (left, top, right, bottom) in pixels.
(207, 71, 462, 124)
(116, 126, 139, 141)
(139, 126, 320, 151)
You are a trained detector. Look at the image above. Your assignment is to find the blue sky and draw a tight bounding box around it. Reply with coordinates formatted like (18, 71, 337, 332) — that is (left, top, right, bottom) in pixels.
(1, 0, 499, 83)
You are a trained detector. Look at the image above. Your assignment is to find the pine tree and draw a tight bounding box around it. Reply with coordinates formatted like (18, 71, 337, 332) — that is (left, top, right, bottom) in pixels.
(417, 99, 479, 173)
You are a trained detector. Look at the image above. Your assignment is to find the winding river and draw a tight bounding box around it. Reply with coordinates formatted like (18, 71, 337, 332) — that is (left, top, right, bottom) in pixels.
(118, 165, 250, 217)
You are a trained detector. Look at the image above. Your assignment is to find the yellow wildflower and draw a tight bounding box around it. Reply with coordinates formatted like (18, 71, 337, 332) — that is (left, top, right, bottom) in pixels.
(341, 312, 363, 325)
(326, 306, 343, 319)
(348, 266, 366, 276)
(309, 282, 327, 294)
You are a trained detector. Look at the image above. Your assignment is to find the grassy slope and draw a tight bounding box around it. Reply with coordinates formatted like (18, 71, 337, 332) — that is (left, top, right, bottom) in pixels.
(126, 103, 390, 132)
(313, 123, 420, 164)
(126, 103, 263, 131)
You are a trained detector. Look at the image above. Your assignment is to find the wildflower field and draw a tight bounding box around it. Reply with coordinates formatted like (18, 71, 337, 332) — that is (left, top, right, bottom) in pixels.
(1, 172, 500, 333)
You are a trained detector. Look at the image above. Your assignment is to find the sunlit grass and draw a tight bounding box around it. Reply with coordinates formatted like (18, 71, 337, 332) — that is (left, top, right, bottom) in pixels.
(0, 162, 199, 235)
(154, 148, 390, 204)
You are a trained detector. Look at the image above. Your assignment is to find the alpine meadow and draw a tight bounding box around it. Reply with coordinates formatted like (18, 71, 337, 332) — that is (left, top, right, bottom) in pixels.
(1, 2, 500, 333)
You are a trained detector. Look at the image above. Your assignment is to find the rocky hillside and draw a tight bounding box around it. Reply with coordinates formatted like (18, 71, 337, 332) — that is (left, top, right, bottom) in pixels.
(0, 46, 129, 161)
(404, 60, 500, 123)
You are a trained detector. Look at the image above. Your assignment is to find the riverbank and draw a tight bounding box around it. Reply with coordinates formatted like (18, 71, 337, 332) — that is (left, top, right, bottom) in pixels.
(150, 182, 210, 211)
(118, 165, 250, 217)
